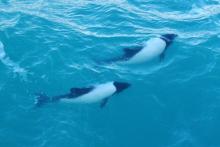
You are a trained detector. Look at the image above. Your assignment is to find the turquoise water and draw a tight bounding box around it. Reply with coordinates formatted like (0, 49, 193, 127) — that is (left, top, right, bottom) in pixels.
(1, 0, 220, 146)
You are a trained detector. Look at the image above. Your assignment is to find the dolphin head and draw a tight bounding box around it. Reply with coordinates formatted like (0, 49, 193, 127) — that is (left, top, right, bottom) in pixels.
(113, 81, 131, 93)
(160, 34, 178, 46)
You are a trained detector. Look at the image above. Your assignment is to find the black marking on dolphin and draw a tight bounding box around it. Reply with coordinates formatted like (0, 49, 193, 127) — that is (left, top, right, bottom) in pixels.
(122, 46, 143, 59)
(101, 46, 143, 63)
(69, 87, 94, 98)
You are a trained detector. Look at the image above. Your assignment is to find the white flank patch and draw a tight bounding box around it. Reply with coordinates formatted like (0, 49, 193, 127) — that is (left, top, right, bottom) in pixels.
(125, 38, 166, 64)
(61, 82, 117, 103)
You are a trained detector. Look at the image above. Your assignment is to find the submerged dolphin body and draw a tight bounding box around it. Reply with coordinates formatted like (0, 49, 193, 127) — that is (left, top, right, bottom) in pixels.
(103, 34, 177, 64)
(35, 81, 130, 108)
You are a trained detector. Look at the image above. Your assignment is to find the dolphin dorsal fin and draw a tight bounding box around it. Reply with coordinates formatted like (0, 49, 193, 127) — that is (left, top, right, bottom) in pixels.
(70, 87, 94, 97)
(123, 46, 143, 58)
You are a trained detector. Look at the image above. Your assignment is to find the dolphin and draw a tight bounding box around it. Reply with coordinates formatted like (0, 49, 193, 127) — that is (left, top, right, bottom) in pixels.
(103, 34, 177, 64)
(35, 81, 130, 108)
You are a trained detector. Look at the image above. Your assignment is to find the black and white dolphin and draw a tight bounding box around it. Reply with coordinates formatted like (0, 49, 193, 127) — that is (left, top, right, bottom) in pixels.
(103, 34, 177, 64)
(35, 81, 130, 108)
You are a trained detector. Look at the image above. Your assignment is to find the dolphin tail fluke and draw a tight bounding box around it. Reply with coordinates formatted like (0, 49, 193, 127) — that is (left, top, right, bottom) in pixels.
(34, 93, 51, 107)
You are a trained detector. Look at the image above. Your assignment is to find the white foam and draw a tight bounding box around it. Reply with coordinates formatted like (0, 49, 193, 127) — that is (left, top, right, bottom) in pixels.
(0, 41, 27, 76)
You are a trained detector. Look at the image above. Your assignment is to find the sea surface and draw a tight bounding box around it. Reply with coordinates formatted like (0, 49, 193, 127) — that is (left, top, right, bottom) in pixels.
(0, 0, 220, 147)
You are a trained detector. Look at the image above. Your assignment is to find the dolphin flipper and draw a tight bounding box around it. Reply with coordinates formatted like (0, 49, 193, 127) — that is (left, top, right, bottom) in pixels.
(100, 98, 109, 108)
(123, 46, 143, 59)
(159, 46, 168, 62)
(159, 52, 165, 62)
